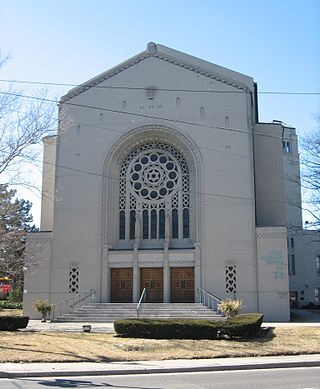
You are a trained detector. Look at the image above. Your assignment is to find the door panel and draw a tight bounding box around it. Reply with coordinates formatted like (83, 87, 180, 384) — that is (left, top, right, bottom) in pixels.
(140, 268, 163, 303)
(111, 268, 133, 302)
(171, 267, 194, 303)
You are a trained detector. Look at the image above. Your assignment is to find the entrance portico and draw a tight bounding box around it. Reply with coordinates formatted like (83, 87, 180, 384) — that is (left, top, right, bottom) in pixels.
(104, 244, 200, 303)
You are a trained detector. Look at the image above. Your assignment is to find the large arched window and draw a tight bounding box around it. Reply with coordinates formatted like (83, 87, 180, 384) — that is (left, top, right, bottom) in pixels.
(118, 142, 190, 243)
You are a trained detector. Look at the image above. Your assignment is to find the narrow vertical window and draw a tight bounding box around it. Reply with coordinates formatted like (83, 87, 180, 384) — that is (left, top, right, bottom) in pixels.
(143, 210, 148, 239)
(76, 125, 80, 136)
(159, 209, 165, 239)
(151, 210, 157, 239)
(119, 211, 125, 240)
(200, 106, 205, 117)
(69, 266, 79, 294)
(172, 209, 178, 238)
(225, 116, 229, 128)
(176, 97, 181, 107)
(183, 208, 189, 238)
(315, 288, 320, 303)
(286, 142, 291, 153)
(122, 100, 127, 110)
(290, 238, 294, 248)
(316, 256, 320, 273)
(99, 113, 103, 124)
(130, 210, 136, 240)
(282, 141, 286, 152)
(290, 254, 295, 275)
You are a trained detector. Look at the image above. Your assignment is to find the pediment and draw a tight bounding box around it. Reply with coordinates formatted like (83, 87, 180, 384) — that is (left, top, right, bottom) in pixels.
(61, 42, 253, 102)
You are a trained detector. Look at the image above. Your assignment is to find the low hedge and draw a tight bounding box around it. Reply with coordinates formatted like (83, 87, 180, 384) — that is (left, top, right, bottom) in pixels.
(114, 313, 263, 339)
(0, 316, 29, 331)
(0, 301, 23, 309)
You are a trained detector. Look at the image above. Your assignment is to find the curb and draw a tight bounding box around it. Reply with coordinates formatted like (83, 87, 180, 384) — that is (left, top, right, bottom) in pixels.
(1, 360, 320, 378)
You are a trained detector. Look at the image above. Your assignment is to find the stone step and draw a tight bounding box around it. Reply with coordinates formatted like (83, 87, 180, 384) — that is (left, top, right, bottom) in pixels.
(54, 302, 224, 322)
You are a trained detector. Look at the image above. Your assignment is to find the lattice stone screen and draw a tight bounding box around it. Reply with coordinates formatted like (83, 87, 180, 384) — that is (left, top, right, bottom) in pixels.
(226, 265, 236, 293)
(69, 266, 79, 294)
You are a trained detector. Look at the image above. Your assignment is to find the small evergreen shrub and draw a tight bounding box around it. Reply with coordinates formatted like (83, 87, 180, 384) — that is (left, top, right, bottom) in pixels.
(8, 282, 23, 303)
(218, 313, 264, 338)
(0, 301, 23, 309)
(0, 316, 29, 331)
(114, 314, 263, 339)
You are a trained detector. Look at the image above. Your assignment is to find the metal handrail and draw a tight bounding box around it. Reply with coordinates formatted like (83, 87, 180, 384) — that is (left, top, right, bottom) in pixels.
(197, 288, 222, 312)
(136, 288, 146, 318)
(51, 288, 96, 320)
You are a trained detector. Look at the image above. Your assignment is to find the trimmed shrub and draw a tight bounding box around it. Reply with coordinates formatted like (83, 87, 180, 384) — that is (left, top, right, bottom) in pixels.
(218, 313, 264, 338)
(114, 319, 219, 339)
(0, 301, 23, 309)
(0, 316, 29, 331)
(114, 314, 263, 339)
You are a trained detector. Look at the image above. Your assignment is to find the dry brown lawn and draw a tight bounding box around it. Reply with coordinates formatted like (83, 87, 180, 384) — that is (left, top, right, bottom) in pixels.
(0, 309, 23, 317)
(0, 327, 319, 363)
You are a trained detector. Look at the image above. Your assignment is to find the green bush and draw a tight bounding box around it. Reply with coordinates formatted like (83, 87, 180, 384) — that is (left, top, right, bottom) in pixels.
(114, 314, 263, 339)
(114, 319, 219, 339)
(0, 301, 23, 309)
(218, 298, 243, 318)
(34, 299, 53, 321)
(8, 282, 23, 303)
(0, 316, 29, 331)
(218, 313, 264, 338)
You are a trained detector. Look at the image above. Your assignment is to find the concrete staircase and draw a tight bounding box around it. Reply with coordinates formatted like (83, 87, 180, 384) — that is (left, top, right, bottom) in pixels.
(54, 303, 224, 322)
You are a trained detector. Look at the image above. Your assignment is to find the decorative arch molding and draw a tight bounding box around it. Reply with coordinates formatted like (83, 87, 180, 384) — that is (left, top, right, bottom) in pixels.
(101, 125, 202, 248)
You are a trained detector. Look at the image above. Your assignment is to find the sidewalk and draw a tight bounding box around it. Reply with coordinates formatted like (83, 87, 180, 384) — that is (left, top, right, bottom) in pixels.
(23, 319, 320, 333)
(23, 320, 115, 332)
(1, 354, 320, 378)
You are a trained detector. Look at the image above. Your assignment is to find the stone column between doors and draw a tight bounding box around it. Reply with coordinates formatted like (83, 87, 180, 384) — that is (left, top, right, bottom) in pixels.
(163, 243, 170, 302)
(133, 243, 140, 302)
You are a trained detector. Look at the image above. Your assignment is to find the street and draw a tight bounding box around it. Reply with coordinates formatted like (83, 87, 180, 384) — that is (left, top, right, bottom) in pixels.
(2, 367, 320, 388)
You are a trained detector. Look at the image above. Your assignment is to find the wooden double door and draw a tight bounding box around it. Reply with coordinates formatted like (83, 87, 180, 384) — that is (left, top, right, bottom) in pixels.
(171, 267, 194, 303)
(111, 268, 133, 302)
(140, 268, 163, 303)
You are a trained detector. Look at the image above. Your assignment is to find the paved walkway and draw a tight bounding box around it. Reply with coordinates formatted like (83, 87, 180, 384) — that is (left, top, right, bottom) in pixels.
(1, 354, 320, 378)
(23, 320, 115, 332)
(291, 308, 320, 323)
(23, 315, 320, 333)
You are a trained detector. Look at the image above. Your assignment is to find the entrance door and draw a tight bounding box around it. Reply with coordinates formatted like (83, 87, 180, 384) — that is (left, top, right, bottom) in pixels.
(140, 268, 163, 303)
(111, 268, 133, 302)
(290, 291, 298, 308)
(171, 267, 194, 303)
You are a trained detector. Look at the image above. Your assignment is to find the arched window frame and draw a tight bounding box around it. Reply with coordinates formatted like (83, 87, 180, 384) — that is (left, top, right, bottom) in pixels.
(118, 142, 190, 245)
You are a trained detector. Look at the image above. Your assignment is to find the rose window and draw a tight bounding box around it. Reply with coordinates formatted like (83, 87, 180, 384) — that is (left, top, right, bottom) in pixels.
(119, 142, 190, 242)
(129, 152, 179, 201)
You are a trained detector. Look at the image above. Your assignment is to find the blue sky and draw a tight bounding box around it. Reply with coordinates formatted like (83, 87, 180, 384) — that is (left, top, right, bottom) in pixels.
(0, 0, 320, 224)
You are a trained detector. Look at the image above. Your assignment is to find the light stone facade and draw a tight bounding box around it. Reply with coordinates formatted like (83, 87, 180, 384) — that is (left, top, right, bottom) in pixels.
(24, 43, 319, 321)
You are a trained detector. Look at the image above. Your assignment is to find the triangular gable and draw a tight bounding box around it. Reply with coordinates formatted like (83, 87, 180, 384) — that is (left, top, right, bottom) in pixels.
(61, 42, 253, 102)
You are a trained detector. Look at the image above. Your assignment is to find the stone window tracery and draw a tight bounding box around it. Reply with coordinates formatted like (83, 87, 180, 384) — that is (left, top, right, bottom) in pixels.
(69, 266, 79, 294)
(119, 142, 190, 242)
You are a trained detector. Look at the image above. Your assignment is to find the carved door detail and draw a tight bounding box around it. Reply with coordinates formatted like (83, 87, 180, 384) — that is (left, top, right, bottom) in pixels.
(111, 268, 133, 302)
(140, 268, 163, 303)
(171, 267, 194, 302)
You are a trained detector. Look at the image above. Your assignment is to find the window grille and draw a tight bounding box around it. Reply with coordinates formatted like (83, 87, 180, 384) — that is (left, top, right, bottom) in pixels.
(226, 265, 236, 293)
(69, 266, 79, 294)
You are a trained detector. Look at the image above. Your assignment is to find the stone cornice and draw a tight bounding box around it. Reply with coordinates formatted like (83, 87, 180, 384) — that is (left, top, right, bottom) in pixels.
(61, 49, 251, 102)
